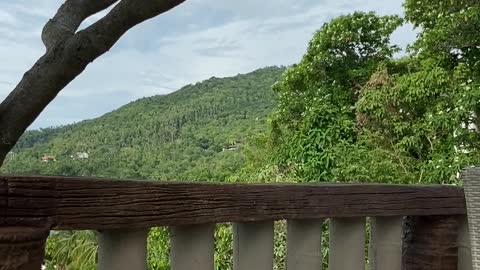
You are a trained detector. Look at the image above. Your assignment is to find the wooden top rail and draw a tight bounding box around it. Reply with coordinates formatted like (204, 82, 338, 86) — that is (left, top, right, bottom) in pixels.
(0, 175, 466, 230)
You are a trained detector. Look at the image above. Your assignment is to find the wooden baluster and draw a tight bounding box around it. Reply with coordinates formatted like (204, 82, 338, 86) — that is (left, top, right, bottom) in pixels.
(233, 221, 274, 270)
(170, 224, 215, 270)
(458, 215, 473, 270)
(97, 228, 149, 270)
(402, 215, 459, 270)
(369, 216, 403, 270)
(329, 217, 366, 270)
(286, 219, 323, 270)
(0, 225, 50, 270)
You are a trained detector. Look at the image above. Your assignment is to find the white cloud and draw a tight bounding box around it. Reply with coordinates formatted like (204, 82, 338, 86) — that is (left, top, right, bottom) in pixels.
(0, 9, 17, 25)
(0, 0, 416, 129)
(5, 1, 61, 18)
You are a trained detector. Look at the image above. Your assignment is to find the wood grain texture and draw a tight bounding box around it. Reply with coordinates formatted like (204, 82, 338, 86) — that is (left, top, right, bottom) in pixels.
(0, 175, 466, 230)
(0, 225, 50, 270)
(402, 215, 460, 270)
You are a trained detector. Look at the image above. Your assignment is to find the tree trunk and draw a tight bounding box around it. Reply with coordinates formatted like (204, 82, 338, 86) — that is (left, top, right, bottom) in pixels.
(402, 215, 459, 270)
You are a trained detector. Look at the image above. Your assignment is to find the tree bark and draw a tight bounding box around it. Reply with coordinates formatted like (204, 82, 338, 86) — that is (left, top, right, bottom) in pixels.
(402, 215, 459, 270)
(0, 0, 186, 166)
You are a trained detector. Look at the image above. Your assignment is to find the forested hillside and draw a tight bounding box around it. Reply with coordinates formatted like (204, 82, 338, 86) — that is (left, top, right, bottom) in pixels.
(0, 67, 284, 181)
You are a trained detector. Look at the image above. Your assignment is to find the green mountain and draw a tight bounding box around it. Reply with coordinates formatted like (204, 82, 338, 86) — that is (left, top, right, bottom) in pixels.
(1, 66, 284, 181)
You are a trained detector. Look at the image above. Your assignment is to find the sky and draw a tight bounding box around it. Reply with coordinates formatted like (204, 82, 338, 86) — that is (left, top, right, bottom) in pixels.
(0, 0, 417, 129)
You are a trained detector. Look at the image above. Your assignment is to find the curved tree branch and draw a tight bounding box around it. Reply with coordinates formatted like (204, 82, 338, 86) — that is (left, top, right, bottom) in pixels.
(0, 0, 186, 165)
(42, 0, 120, 50)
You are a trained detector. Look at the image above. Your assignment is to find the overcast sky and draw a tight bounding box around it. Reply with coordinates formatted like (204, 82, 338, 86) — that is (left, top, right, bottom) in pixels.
(0, 0, 417, 129)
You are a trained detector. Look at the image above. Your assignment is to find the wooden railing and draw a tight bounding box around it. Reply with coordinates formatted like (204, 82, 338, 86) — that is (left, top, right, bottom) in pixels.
(0, 175, 473, 270)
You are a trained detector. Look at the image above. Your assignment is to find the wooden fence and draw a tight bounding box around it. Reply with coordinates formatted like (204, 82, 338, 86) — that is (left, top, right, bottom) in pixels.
(0, 174, 475, 270)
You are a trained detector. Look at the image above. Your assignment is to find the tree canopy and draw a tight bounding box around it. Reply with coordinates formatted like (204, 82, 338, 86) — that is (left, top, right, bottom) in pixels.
(250, 3, 480, 185)
(268, 12, 404, 182)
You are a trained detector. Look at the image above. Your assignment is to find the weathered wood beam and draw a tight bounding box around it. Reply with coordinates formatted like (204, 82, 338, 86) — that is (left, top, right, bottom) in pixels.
(0, 176, 466, 230)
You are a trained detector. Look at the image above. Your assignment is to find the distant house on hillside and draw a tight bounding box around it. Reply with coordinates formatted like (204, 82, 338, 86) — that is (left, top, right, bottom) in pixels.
(222, 143, 242, 152)
(77, 152, 89, 160)
(6, 151, 16, 161)
(41, 155, 56, 162)
(70, 152, 89, 160)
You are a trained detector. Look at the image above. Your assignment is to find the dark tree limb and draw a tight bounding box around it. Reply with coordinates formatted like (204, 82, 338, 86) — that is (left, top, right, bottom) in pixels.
(0, 0, 186, 166)
(42, 0, 120, 50)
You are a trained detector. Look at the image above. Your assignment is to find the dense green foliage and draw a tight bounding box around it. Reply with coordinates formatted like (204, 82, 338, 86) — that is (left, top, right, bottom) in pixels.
(45, 231, 97, 270)
(261, 4, 480, 184)
(269, 12, 404, 182)
(1, 67, 284, 181)
(2, 1, 480, 268)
